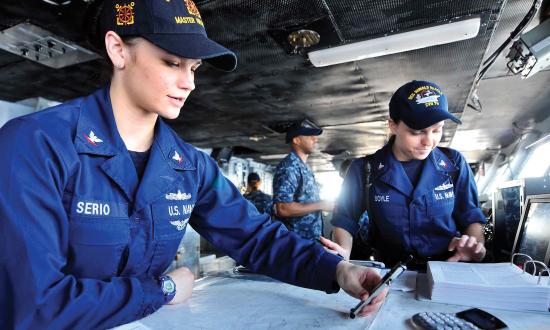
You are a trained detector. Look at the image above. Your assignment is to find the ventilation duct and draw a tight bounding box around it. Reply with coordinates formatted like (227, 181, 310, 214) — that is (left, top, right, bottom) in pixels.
(0, 23, 100, 69)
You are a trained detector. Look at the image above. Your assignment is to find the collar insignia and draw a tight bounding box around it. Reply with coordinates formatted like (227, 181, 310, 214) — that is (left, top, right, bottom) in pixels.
(172, 150, 183, 164)
(84, 131, 103, 146)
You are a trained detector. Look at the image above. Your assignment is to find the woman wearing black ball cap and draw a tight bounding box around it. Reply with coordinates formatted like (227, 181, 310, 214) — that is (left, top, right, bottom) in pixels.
(331, 81, 487, 268)
(0, 0, 386, 328)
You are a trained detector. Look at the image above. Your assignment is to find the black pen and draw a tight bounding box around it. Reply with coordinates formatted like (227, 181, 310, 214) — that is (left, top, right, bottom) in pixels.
(315, 237, 346, 259)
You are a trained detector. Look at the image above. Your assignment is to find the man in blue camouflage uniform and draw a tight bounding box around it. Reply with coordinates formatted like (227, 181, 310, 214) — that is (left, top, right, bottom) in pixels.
(244, 172, 273, 215)
(273, 119, 334, 240)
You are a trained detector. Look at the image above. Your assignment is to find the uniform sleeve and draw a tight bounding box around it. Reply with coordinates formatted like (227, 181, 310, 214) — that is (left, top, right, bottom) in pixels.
(265, 194, 274, 216)
(331, 158, 366, 236)
(0, 119, 163, 329)
(189, 153, 342, 293)
(272, 162, 298, 203)
(452, 151, 486, 230)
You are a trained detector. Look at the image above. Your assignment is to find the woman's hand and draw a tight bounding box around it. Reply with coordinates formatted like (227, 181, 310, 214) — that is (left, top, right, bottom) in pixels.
(166, 267, 195, 304)
(447, 235, 486, 262)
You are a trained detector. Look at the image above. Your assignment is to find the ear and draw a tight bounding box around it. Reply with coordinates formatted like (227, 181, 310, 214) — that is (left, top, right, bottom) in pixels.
(291, 136, 301, 146)
(104, 31, 128, 70)
(388, 119, 398, 135)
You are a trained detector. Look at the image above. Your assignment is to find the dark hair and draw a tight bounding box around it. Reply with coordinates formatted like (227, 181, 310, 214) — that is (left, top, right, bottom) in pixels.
(84, 2, 141, 80)
(339, 159, 353, 178)
(387, 117, 400, 146)
(247, 172, 261, 184)
(97, 35, 140, 81)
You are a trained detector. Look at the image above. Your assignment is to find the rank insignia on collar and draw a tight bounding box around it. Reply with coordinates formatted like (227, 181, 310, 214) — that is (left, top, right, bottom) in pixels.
(378, 162, 384, 170)
(84, 131, 103, 146)
(439, 159, 447, 168)
(172, 150, 183, 164)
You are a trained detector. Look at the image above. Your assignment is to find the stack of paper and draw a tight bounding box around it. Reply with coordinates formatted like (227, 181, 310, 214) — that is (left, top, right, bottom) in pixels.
(427, 261, 550, 312)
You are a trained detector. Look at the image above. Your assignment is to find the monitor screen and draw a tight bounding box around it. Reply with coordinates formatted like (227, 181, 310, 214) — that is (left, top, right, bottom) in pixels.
(515, 197, 550, 264)
(493, 185, 523, 261)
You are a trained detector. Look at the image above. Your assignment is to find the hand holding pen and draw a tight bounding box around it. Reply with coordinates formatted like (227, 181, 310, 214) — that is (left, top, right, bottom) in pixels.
(349, 255, 413, 318)
(335, 261, 388, 317)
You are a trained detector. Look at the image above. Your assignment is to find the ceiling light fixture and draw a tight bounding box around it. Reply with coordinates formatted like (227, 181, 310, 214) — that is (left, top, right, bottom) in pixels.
(308, 17, 481, 67)
(259, 154, 288, 160)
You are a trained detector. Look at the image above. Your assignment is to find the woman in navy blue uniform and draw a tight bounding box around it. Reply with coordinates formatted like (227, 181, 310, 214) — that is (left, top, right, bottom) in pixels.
(0, 1, 384, 329)
(330, 81, 487, 267)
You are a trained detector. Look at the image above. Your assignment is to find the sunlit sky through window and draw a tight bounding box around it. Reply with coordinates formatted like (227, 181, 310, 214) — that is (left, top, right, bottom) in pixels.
(519, 142, 550, 179)
(316, 171, 343, 201)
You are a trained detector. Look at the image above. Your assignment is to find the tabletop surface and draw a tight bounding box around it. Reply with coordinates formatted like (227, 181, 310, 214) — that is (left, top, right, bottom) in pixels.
(113, 270, 550, 330)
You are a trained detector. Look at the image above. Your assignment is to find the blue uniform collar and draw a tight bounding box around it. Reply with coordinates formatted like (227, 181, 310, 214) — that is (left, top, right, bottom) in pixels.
(373, 144, 414, 197)
(74, 85, 124, 157)
(289, 149, 307, 166)
(372, 143, 458, 199)
(74, 85, 195, 170)
(430, 147, 458, 173)
(412, 147, 458, 200)
(73, 86, 196, 209)
(154, 119, 196, 171)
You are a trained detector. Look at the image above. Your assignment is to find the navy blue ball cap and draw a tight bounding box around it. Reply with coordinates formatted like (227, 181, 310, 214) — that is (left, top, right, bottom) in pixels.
(99, 0, 237, 71)
(285, 119, 323, 143)
(247, 172, 261, 183)
(389, 80, 462, 130)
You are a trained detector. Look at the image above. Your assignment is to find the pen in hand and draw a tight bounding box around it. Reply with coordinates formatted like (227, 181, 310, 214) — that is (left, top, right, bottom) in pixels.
(315, 237, 346, 259)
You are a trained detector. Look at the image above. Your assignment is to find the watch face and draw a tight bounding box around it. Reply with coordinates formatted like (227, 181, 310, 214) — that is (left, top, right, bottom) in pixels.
(162, 278, 176, 294)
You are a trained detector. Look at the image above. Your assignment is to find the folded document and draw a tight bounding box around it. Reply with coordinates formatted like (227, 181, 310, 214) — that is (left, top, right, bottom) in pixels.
(427, 261, 550, 312)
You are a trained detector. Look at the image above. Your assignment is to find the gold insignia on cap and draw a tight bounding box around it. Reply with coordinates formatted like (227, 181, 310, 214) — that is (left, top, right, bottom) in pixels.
(115, 2, 135, 26)
(184, 0, 202, 18)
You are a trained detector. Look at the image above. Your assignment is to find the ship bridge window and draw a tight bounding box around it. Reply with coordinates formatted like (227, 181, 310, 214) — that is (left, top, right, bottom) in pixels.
(486, 165, 512, 195)
(317, 171, 343, 202)
(518, 142, 550, 179)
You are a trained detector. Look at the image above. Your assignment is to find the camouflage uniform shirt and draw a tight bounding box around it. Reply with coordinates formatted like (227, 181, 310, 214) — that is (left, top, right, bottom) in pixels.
(273, 150, 322, 240)
(243, 190, 273, 215)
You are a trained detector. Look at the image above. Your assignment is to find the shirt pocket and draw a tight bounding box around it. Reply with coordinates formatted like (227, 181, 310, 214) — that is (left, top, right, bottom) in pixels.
(428, 180, 456, 208)
(151, 200, 195, 240)
(426, 193, 458, 236)
(371, 203, 408, 245)
(149, 200, 195, 273)
(302, 174, 320, 201)
(67, 216, 130, 279)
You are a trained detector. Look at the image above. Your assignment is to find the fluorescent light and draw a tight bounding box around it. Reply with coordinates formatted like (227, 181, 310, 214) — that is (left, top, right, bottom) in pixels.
(308, 17, 481, 67)
(260, 154, 288, 160)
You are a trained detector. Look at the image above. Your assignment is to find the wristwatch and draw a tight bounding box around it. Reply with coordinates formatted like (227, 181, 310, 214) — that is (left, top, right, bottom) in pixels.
(158, 275, 176, 303)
